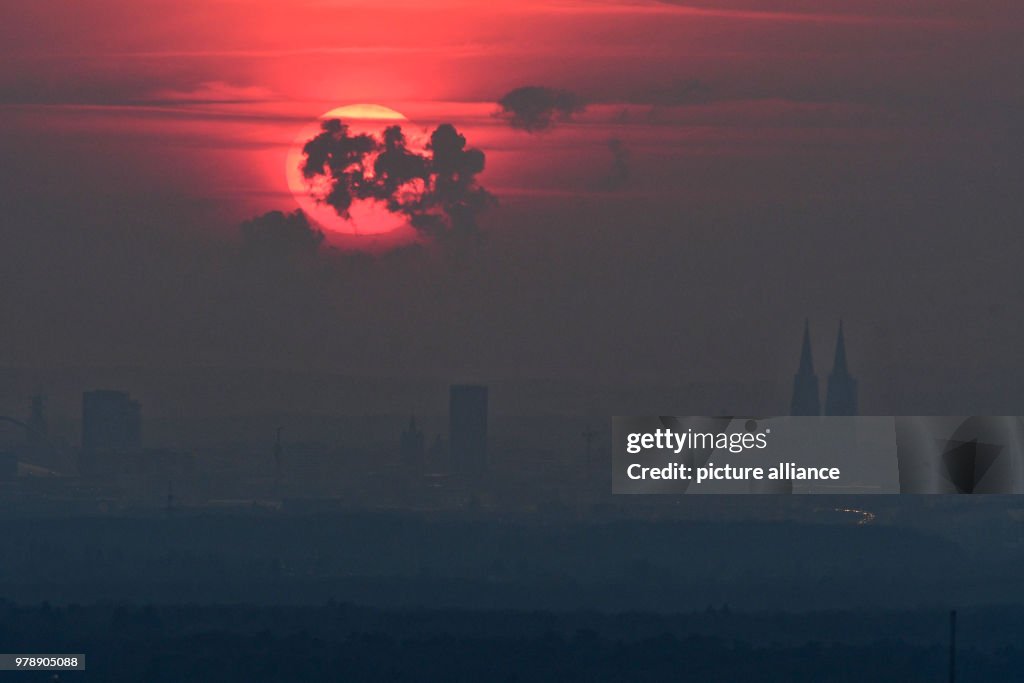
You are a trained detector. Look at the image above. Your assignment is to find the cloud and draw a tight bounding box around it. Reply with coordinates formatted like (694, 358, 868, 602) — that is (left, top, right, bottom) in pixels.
(647, 0, 966, 25)
(240, 209, 324, 257)
(496, 86, 585, 132)
(299, 120, 495, 237)
(0, 74, 282, 108)
(645, 78, 714, 106)
(148, 80, 276, 104)
(639, 78, 717, 123)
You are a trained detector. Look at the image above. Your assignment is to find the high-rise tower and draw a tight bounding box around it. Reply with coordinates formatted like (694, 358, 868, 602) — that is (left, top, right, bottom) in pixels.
(27, 395, 48, 445)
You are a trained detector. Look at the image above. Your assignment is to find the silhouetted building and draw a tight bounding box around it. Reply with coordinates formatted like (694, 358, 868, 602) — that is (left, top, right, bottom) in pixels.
(449, 385, 488, 476)
(824, 321, 858, 416)
(790, 320, 821, 416)
(400, 416, 425, 467)
(273, 427, 284, 485)
(82, 390, 142, 451)
(27, 394, 48, 445)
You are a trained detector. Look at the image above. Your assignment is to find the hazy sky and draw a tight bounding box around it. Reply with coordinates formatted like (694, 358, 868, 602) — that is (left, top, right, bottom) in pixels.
(2, 0, 1023, 412)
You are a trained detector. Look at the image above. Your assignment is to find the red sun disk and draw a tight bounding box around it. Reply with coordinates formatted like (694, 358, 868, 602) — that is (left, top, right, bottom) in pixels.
(285, 104, 416, 238)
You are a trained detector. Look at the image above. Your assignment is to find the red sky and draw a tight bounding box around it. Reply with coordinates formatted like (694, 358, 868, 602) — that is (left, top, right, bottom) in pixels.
(4, 0, 1020, 225)
(1, 0, 1023, 405)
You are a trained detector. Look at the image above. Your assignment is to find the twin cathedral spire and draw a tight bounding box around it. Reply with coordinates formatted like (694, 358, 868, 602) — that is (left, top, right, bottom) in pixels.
(790, 320, 858, 416)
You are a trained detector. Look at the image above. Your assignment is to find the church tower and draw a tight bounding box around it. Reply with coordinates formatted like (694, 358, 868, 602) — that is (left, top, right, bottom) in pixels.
(824, 321, 858, 415)
(790, 320, 821, 416)
(400, 415, 426, 468)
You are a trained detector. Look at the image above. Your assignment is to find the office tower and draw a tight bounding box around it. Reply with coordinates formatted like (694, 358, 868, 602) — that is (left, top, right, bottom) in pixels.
(449, 385, 488, 476)
(273, 427, 284, 485)
(27, 395, 48, 445)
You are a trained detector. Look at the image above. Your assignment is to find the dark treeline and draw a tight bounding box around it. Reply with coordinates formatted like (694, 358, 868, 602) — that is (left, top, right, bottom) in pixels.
(1, 511, 1022, 611)
(3, 602, 1024, 681)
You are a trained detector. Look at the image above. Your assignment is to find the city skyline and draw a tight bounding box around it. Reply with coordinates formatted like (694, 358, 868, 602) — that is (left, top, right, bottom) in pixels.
(1, 3, 1022, 679)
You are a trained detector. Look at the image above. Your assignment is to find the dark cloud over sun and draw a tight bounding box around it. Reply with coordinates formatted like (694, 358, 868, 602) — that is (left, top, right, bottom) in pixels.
(299, 119, 494, 239)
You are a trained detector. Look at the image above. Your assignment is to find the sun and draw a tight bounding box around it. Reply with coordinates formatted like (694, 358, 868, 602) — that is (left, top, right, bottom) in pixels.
(285, 104, 411, 237)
